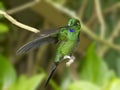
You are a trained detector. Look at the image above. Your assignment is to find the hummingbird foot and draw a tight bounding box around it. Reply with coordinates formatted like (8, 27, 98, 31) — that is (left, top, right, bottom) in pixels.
(63, 55, 75, 66)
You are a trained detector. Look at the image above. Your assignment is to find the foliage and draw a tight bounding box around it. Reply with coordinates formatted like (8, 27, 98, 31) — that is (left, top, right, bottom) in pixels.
(0, 0, 120, 90)
(79, 43, 115, 86)
(8, 74, 45, 90)
(66, 44, 120, 90)
(0, 23, 9, 33)
(68, 81, 100, 90)
(67, 79, 120, 90)
(44, 44, 120, 90)
(0, 55, 16, 90)
(0, 55, 45, 90)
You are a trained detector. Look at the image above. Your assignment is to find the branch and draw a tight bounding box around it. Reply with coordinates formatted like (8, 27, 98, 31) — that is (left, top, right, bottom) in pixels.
(95, 0, 106, 38)
(99, 21, 120, 56)
(46, 0, 120, 51)
(104, 2, 120, 14)
(82, 24, 120, 51)
(0, 10, 40, 33)
(78, 0, 88, 19)
(45, 0, 80, 20)
(86, 2, 120, 27)
(108, 21, 120, 42)
(7, 0, 41, 14)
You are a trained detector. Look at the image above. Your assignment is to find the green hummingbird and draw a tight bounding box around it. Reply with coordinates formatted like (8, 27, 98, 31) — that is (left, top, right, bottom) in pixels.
(16, 18, 81, 87)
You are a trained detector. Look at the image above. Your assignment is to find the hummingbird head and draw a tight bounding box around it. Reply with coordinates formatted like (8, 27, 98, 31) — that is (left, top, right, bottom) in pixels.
(65, 18, 81, 40)
(68, 18, 81, 28)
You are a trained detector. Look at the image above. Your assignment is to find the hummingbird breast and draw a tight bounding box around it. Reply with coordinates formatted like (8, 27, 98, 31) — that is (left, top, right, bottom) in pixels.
(54, 27, 80, 62)
(53, 40, 78, 62)
(59, 40, 77, 54)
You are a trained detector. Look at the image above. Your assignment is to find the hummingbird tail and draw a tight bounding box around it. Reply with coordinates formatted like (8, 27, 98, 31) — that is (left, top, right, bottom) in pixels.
(44, 62, 59, 88)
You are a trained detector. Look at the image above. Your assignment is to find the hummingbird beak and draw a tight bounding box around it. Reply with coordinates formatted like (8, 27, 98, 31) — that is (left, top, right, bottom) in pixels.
(44, 62, 59, 87)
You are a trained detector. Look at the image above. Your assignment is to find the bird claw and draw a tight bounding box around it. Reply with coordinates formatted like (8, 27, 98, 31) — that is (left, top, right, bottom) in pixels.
(63, 55, 75, 66)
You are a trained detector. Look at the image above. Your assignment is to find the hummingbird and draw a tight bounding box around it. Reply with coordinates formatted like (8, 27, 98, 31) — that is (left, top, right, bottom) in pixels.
(16, 18, 81, 87)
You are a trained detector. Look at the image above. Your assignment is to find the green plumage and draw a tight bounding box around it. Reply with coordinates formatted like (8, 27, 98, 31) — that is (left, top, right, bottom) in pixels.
(54, 24, 81, 62)
(16, 18, 81, 87)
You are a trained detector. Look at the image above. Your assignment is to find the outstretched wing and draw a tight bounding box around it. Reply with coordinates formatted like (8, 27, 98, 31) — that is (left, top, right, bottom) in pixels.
(16, 27, 65, 55)
(16, 37, 56, 54)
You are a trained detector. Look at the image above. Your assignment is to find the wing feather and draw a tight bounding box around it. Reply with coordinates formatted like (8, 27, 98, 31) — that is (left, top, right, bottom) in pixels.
(16, 37, 56, 54)
(16, 26, 68, 55)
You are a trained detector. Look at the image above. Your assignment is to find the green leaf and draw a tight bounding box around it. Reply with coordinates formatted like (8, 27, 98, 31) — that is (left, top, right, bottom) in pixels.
(79, 43, 115, 86)
(103, 79, 120, 90)
(9, 74, 45, 90)
(0, 23, 9, 33)
(0, 55, 16, 90)
(67, 81, 100, 90)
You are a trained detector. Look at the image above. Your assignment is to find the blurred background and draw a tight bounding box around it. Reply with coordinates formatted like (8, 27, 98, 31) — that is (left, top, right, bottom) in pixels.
(0, 0, 120, 90)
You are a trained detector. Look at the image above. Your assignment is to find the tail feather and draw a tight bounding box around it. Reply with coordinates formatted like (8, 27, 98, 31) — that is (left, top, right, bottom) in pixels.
(44, 62, 59, 87)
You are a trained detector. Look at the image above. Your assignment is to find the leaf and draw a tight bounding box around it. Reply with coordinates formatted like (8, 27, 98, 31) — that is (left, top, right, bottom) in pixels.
(79, 43, 115, 86)
(0, 23, 9, 33)
(9, 73, 45, 90)
(67, 81, 100, 90)
(0, 55, 16, 90)
(103, 79, 120, 90)
(26, 74, 45, 90)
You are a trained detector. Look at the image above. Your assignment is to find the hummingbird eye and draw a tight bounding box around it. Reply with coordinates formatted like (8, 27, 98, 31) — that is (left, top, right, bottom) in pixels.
(74, 21, 79, 26)
(74, 23, 77, 26)
(69, 29, 74, 32)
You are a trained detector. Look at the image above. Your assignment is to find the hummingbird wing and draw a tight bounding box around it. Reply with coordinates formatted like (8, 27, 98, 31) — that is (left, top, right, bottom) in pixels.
(16, 27, 65, 55)
(16, 37, 56, 55)
(33, 26, 69, 38)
